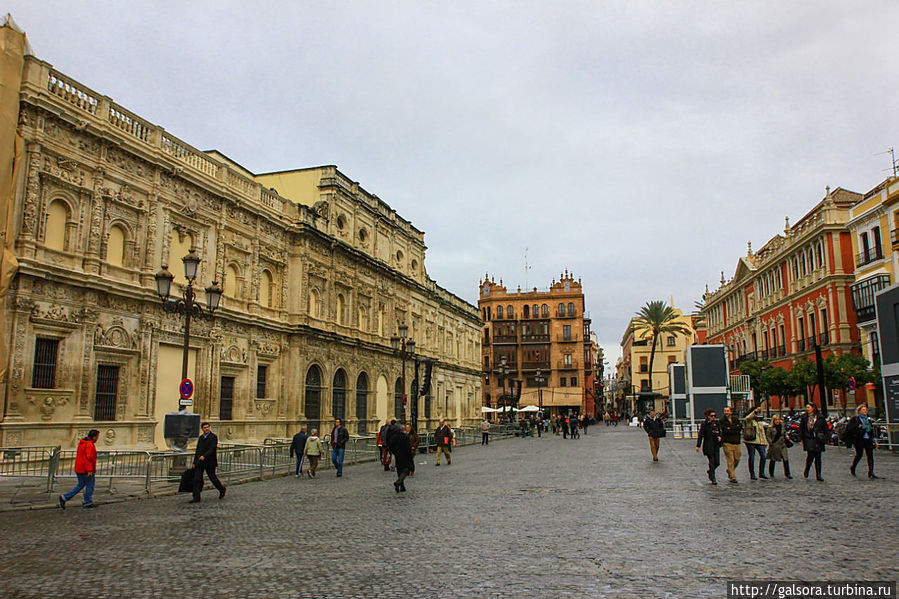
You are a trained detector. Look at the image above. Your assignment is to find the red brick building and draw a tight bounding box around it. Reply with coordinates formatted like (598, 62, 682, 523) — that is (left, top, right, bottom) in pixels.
(700, 187, 868, 411)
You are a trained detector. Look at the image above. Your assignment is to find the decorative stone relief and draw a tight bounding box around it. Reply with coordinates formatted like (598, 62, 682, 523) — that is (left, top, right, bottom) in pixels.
(104, 429, 116, 446)
(27, 392, 69, 421)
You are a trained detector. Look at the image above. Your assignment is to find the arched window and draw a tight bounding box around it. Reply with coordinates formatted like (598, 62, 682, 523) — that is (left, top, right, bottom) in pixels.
(45, 200, 68, 252)
(568, 302, 575, 316)
(260, 270, 274, 307)
(523, 305, 530, 318)
(106, 224, 126, 266)
(558, 303, 565, 316)
(541, 304, 548, 317)
(507, 305, 514, 318)
(394, 377, 404, 421)
(358, 306, 366, 329)
(309, 289, 320, 318)
(224, 264, 240, 299)
(305, 365, 322, 429)
(355, 372, 369, 434)
(533, 304, 539, 318)
(336, 293, 345, 324)
(332, 369, 346, 421)
(497, 305, 503, 318)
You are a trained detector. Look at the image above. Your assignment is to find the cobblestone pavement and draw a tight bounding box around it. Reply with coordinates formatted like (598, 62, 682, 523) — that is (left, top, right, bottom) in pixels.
(2, 426, 897, 598)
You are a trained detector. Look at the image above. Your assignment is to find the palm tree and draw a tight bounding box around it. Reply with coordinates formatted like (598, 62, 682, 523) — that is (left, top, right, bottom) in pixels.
(632, 300, 694, 394)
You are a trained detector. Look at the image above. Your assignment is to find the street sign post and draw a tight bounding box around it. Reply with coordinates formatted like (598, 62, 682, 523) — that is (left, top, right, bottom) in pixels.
(179, 378, 194, 409)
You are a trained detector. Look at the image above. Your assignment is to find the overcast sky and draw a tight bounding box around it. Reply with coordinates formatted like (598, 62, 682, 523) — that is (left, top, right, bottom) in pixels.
(8, 1, 898, 366)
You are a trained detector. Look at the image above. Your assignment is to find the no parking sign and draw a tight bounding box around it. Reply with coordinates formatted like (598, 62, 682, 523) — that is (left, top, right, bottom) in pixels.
(179, 378, 193, 408)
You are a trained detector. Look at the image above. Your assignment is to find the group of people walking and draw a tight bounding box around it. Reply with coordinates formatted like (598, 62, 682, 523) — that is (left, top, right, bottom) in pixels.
(696, 403, 880, 485)
(289, 418, 350, 479)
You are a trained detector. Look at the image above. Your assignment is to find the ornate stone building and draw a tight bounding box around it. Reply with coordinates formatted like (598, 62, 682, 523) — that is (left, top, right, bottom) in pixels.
(0, 25, 481, 449)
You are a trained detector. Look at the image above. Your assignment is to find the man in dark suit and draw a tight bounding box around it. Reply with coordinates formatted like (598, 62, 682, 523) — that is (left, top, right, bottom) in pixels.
(696, 408, 722, 485)
(190, 422, 226, 503)
(330, 418, 350, 477)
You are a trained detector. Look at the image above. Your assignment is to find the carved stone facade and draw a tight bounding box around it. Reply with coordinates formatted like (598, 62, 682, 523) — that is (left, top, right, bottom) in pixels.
(0, 49, 481, 449)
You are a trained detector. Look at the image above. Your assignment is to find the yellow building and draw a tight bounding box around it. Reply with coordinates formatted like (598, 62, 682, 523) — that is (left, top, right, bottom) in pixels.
(847, 176, 899, 366)
(0, 24, 482, 449)
(619, 307, 696, 413)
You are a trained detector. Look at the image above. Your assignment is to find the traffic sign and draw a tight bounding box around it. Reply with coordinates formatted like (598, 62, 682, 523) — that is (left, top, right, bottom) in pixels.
(180, 378, 194, 400)
(179, 398, 193, 408)
(848, 376, 856, 390)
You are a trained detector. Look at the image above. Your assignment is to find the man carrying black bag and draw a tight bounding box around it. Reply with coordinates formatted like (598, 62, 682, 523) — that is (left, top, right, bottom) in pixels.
(190, 422, 226, 503)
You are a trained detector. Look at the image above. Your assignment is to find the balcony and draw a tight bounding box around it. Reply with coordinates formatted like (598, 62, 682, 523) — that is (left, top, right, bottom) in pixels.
(779, 345, 786, 357)
(761, 349, 769, 361)
(855, 248, 884, 268)
(521, 335, 550, 344)
(797, 339, 806, 352)
(851, 274, 891, 324)
(735, 352, 757, 368)
(521, 361, 551, 371)
(557, 333, 579, 342)
(492, 335, 518, 344)
(557, 359, 579, 370)
(820, 331, 830, 345)
(807, 335, 816, 348)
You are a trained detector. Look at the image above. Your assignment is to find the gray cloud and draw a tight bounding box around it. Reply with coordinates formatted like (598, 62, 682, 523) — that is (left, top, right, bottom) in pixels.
(9, 0, 897, 365)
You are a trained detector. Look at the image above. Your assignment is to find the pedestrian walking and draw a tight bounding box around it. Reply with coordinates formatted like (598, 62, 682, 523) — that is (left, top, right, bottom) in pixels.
(406, 424, 420, 475)
(481, 418, 491, 445)
(536, 417, 543, 438)
(570, 416, 579, 439)
(719, 406, 742, 483)
(520, 419, 529, 438)
(389, 426, 413, 493)
(435, 418, 453, 466)
(765, 414, 792, 479)
(330, 418, 349, 477)
(799, 403, 826, 481)
(562, 416, 568, 439)
(581, 415, 589, 435)
(190, 422, 226, 503)
(58, 429, 99, 509)
(642, 410, 665, 461)
(743, 406, 768, 480)
(289, 426, 308, 478)
(696, 408, 722, 485)
(845, 405, 880, 479)
(377, 419, 392, 471)
(304, 428, 324, 478)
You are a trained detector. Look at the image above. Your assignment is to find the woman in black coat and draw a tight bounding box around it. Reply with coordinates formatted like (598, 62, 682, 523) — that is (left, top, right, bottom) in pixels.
(388, 430, 414, 493)
(799, 403, 827, 481)
(696, 408, 723, 485)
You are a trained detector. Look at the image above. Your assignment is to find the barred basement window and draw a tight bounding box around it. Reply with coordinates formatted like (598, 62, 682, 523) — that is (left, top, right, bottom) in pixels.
(94, 365, 120, 421)
(32, 338, 59, 389)
(257, 364, 268, 398)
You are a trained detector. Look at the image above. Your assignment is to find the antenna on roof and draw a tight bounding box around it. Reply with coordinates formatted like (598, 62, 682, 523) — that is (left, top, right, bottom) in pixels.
(875, 147, 898, 177)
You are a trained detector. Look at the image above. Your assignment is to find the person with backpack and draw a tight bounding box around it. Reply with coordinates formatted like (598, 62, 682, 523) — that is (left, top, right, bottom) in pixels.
(844, 405, 880, 479)
(799, 403, 826, 481)
(59, 429, 99, 509)
(743, 406, 768, 480)
(765, 414, 792, 479)
(642, 410, 665, 461)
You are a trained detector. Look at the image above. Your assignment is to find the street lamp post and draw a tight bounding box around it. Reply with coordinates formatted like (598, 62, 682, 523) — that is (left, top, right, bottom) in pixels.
(494, 356, 511, 422)
(535, 369, 546, 417)
(390, 325, 415, 423)
(154, 249, 223, 409)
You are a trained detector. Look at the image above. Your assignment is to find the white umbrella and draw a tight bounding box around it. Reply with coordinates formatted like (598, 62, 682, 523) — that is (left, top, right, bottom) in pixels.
(481, 406, 497, 413)
(518, 405, 540, 412)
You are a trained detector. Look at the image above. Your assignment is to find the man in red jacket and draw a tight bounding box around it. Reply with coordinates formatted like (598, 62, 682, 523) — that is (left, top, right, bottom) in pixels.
(59, 429, 99, 509)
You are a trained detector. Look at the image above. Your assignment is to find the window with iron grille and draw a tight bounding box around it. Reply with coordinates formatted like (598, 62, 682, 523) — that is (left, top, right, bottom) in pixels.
(94, 365, 120, 421)
(257, 364, 267, 398)
(32, 338, 59, 389)
(220, 376, 235, 421)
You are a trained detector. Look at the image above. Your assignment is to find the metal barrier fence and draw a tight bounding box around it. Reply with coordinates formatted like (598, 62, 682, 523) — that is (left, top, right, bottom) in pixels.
(0, 425, 520, 497)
